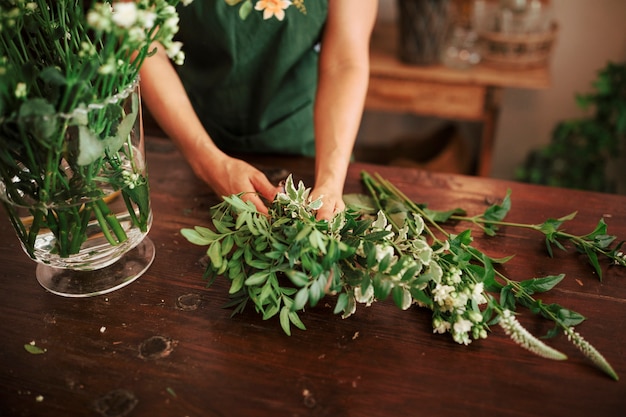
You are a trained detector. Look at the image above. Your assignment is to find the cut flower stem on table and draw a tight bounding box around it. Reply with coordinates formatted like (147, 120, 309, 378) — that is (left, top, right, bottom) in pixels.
(182, 172, 622, 380)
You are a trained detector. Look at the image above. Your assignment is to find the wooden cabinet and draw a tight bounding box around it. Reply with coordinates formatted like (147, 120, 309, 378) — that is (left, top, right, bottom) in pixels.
(366, 23, 551, 176)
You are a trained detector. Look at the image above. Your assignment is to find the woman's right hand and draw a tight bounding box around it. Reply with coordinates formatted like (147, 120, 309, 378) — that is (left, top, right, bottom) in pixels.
(190, 151, 281, 214)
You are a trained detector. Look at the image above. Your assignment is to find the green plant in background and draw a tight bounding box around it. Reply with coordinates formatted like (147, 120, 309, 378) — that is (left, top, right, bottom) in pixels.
(182, 172, 624, 380)
(516, 62, 626, 193)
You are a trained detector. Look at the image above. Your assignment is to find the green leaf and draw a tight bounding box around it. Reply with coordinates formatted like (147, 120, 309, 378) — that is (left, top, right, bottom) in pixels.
(262, 303, 280, 320)
(180, 228, 211, 246)
(373, 274, 392, 300)
(344, 194, 376, 214)
(207, 241, 223, 269)
(392, 286, 409, 310)
(293, 287, 309, 311)
(500, 285, 516, 311)
(518, 274, 565, 295)
(333, 292, 349, 314)
(221, 235, 234, 255)
(423, 207, 467, 223)
(289, 311, 306, 331)
(409, 287, 433, 308)
(229, 273, 244, 294)
(18, 98, 58, 144)
(285, 270, 309, 287)
(238, 1, 253, 20)
(76, 95, 139, 166)
(583, 245, 603, 280)
(24, 343, 46, 355)
(245, 270, 270, 286)
(482, 190, 512, 229)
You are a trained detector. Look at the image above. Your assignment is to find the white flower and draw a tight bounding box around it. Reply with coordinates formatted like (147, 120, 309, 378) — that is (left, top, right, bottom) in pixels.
(122, 171, 141, 190)
(432, 317, 451, 334)
(163, 15, 180, 32)
(127, 27, 146, 43)
(137, 10, 156, 29)
(25, 2, 38, 13)
(112, 2, 138, 28)
(468, 310, 483, 323)
(14, 82, 27, 98)
(160, 5, 178, 18)
(471, 282, 487, 305)
(446, 266, 462, 284)
(87, 3, 113, 31)
(78, 41, 96, 58)
(432, 283, 454, 305)
(181, 0, 194, 6)
(98, 59, 116, 75)
(453, 317, 473, 335)
(255, 0, 292, 21)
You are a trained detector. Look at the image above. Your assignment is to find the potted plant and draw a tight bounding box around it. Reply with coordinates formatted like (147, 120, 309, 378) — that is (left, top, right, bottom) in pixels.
(516, 61, 626, 194)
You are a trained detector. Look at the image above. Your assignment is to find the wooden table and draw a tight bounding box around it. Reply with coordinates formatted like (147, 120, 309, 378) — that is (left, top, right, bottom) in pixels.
(1, 135, 625, 417)
(367, 23, 551, 177)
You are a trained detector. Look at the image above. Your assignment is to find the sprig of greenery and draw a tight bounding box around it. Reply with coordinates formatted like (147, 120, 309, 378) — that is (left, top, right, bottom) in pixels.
(440, 191, 626, 280)
(182, 173, 620, 380)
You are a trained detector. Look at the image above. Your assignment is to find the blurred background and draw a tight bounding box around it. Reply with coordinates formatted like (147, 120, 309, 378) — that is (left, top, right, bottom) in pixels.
(356, 0, 626, 193)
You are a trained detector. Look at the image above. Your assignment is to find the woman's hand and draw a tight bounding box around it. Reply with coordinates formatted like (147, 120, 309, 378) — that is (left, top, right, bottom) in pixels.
(192, 152, 281, 214)
(311, 185, 345, 221)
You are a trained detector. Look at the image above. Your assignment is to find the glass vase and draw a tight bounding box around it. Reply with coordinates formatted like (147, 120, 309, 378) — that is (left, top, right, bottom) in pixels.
(0, 79, 154, 297)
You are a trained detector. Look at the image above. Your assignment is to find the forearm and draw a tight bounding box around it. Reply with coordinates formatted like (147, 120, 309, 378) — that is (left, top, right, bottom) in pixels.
(313, 62, 370, 193)
(139, 46, 227, 173)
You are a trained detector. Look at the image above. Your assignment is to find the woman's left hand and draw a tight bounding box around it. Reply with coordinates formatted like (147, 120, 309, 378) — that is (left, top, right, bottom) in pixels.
(311, 186, 345, 221)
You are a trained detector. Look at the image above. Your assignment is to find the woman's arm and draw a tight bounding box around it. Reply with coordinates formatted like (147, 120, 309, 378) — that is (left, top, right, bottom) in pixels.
(139, 45, 280, 213)
(312, 0, 378, 220)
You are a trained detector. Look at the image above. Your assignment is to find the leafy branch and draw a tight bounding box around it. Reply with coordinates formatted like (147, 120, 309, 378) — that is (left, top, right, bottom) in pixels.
(441, 190, 626, 280)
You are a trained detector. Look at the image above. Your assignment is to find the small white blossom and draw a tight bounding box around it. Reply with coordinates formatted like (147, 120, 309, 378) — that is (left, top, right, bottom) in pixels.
(78, 41, 96, 58)
(112, 2, 138, 28)
(471, 282, 487, 304)
(14, 82, 27, 98)
(453, 317, 473, 335)
(87, 4, 113, 31)
(98, 57, 116, 75)
(122, 171, 140, 189)
(432, 317, 451, 334)
(468, 310, 483, 323)
(163, 15, 180, 32)
(137, 10, 156, 29)
(432, 284, 454, 305)
(127, 26, 146, 43)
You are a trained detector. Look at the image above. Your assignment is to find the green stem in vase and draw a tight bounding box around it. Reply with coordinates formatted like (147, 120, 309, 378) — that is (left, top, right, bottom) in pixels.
(93, 198, 127, 245)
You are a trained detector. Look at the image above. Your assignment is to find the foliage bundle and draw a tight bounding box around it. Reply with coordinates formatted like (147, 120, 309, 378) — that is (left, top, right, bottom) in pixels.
(182, 172, 625, 380)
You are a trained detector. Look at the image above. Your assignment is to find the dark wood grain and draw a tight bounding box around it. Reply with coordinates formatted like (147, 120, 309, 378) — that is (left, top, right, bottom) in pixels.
(1, 135, 625, 417)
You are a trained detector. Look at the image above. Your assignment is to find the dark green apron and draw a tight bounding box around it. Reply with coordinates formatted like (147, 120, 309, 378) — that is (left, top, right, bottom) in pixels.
(175, 0, 328, 156)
